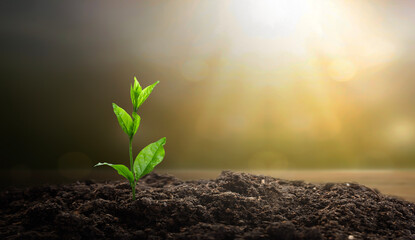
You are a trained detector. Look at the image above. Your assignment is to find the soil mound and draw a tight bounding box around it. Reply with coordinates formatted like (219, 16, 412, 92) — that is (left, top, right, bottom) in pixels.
(1, 171, 414, 239)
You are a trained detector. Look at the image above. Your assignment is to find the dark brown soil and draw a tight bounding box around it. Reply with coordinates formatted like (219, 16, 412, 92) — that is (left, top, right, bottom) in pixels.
(1, 171, 414, 240)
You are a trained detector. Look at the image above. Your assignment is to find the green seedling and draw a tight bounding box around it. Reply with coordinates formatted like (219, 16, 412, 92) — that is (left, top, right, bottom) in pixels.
(95, 77, 166, 200)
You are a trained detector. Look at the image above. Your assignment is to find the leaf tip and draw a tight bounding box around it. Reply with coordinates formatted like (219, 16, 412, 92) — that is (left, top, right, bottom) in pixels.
(94, 162, 105, 167)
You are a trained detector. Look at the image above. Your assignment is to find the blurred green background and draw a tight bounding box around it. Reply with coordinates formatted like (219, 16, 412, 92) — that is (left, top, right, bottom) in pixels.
(1, 0, 415, 178)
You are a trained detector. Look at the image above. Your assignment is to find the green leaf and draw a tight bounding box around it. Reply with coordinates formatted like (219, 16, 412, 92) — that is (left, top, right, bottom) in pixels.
(133, 77, 142, 93)
(94, 162, 134, 184)
(131, 77, 142, 111)
(131, 112, 141, 137)
(133, 137, 166, 179)
(112, 103, 133, 137)
(135, 81, 159, 110)
(130, 85, 136, 110)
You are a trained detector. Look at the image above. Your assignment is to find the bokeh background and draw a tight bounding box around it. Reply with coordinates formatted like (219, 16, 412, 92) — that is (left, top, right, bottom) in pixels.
(1, 0, 415, 182)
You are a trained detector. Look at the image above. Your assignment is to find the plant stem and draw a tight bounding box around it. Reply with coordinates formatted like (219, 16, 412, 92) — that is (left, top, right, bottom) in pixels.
(129, 139, 133, 173)
(129, 138, 136, 200)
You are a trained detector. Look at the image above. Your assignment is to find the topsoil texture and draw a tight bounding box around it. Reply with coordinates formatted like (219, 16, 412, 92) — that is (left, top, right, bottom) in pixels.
(1, 171, 414, 240)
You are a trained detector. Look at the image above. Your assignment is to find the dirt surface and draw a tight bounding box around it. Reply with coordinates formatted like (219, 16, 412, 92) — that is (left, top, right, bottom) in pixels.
(1, 171, 414, 240)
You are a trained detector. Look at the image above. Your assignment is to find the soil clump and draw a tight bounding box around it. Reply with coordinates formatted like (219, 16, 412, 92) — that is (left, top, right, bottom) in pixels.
(1, 171, 414, 239)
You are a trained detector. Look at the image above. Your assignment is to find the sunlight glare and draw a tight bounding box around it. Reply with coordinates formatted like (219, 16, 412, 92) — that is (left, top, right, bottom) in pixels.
(232, 0, 311, 38)
(329, 59, 357, 82)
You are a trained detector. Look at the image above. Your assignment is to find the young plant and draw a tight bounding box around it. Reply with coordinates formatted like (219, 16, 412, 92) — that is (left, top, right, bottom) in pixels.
(95, 77, 166, 200)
